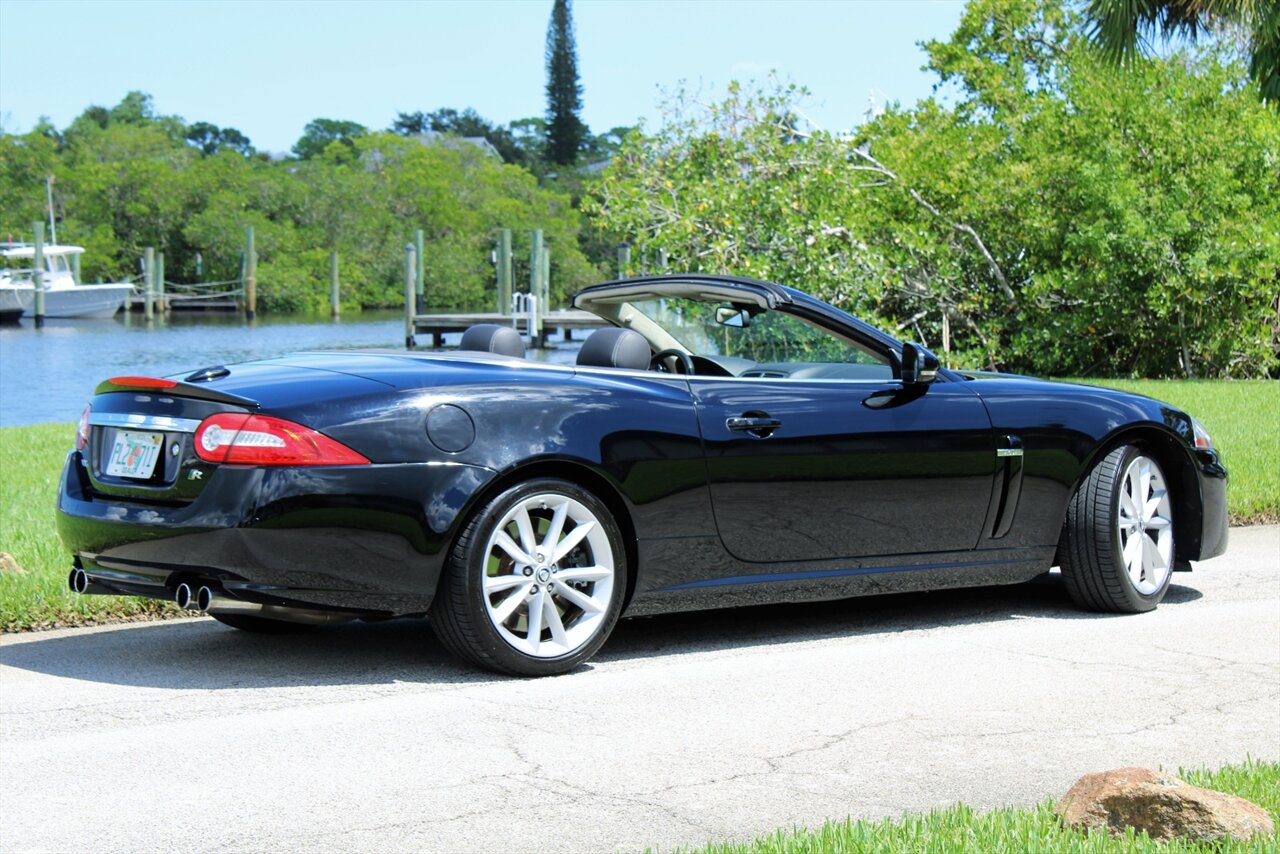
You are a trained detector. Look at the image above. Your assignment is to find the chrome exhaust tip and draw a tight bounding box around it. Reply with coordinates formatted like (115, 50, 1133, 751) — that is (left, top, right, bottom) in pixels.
(175, 583, 197, 610)
(196, 585, 215, 613)
(70, 568, 89, 595)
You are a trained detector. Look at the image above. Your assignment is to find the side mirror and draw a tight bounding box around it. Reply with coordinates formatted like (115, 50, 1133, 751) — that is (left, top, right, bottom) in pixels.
(714, 305, 751, 328)
(900, 343, 940, 385)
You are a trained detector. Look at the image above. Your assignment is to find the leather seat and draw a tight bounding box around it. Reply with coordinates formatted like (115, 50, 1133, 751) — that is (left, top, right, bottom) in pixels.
(576, 327, 650, 370)
(459, 324, 525, 358)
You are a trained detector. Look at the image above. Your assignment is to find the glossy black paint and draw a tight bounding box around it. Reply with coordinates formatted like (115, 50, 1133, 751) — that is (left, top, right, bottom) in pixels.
(691, 377, 994, 561)
(55, 274, 1229, 621)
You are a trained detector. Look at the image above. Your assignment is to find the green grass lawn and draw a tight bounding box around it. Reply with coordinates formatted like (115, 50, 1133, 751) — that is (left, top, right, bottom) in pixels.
(680, 758, 1278, 853)
(1072, 379, 1278, 525)
(0, 422, 174, 631)
(1, 379, 1276, 631)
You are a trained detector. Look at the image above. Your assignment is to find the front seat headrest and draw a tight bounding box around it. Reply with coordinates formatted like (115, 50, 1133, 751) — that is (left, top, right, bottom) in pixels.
(576, 327, 650, 370)
(459, 324, 525, 358)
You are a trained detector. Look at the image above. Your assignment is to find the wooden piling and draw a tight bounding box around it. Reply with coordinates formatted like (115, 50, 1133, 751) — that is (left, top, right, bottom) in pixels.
(404, 242, 416, 349)
(415, 229, 425, 313)
(497, 228, 512, 314)
(540, 245, 551, 347)
(330, 251, 340, 318)
(32, 222, 45, 327)
(143, 246, 154, 320)
(244, 225, 257, 320)
(156, 251, 166, 312)
(617, 243, 631, 278)
(530, 229, 544, 345)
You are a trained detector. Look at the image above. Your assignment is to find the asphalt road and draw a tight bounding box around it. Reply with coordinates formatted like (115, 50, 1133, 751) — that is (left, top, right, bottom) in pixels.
(2, 525, 1277, 853)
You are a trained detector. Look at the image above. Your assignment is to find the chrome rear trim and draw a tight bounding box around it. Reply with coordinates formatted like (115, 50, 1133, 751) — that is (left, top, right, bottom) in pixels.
(89, 412, 202, 433)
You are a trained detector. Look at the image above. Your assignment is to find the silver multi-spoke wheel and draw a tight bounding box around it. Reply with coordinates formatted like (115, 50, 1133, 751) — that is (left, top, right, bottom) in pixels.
(482, 493, 615, 658)
(1116, 455, 1173, 595)
(431, 478, 627, 675)
(1060, 443, 1176, 613)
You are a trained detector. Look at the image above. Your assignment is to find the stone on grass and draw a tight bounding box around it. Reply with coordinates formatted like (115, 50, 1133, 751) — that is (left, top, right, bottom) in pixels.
(0, 552, 24, 575)
(1056, 767, 1274, 842)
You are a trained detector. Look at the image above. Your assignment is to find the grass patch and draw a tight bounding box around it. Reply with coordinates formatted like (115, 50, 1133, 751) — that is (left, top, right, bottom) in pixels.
(1072, 379, 1279, 525)
(1, 379, 1274, 631)
(0, 422, 177, 631)
(679, 757, 1278, 853)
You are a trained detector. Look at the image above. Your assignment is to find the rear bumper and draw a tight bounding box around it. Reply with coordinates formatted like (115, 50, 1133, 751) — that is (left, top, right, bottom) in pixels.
(56, 452, 495, 614)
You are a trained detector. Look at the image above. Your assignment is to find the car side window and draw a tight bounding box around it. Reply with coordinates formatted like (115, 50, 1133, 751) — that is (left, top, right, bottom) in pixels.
(624, 297, 892, 379)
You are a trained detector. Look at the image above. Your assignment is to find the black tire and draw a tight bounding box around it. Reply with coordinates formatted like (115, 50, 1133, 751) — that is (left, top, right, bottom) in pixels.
(210, 613, 316, 634)
(1059, 444, 1175, 613)
(430, 478, 628, 676)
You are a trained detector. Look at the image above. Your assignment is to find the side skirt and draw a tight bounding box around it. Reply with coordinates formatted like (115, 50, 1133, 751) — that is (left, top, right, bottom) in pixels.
(625, 537, 1055, 617)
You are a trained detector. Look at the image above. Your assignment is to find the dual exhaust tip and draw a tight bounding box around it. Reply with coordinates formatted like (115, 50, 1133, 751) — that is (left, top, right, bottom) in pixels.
(174, 582, 218, 613)
(71, 570, 219, 613)
(70, 569, 354, 626)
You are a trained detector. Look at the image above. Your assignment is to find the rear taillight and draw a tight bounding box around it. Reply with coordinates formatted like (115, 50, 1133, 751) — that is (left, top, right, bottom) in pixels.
(76, 404, 91, 451)
(106, 376, 178, 389)
(193, 413, 370, 467)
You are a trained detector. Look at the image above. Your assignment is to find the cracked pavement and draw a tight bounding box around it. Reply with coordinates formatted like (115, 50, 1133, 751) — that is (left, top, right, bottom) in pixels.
(2, 525, 1276, 852)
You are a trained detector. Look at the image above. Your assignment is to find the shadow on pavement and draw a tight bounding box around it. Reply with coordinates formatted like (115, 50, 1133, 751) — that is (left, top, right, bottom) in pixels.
(0, 574, 1201, 690)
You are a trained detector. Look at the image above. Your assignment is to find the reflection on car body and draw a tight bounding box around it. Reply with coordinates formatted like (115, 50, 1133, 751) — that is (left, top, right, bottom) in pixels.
(56, 274, 1228, 675)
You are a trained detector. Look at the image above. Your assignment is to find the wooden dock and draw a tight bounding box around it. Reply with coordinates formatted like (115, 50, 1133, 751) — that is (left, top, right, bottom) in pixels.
(411, 309, 603, 347)
(127, 294, 240, 312)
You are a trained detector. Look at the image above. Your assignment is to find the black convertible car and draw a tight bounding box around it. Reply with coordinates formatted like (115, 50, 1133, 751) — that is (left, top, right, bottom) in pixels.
(56, 275, 1228, 675)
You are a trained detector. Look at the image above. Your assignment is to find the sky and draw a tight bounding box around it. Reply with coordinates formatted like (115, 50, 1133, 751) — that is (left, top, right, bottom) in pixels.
(0, 0, 965, 154)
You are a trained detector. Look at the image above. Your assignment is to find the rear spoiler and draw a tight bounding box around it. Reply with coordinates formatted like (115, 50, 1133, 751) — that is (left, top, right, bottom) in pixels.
(94, 376, 259, 408)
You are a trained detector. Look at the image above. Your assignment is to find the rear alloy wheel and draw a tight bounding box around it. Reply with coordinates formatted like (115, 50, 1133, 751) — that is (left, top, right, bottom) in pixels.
(430, 479, 627, 676)
(1060, 444, 1175, 612)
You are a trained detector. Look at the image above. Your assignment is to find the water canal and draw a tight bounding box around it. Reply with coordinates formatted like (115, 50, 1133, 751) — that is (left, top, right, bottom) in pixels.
(0, 312, 580, 426)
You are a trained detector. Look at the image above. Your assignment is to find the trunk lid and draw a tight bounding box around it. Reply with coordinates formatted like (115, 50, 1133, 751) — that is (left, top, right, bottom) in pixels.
(83, 363, 394, 504)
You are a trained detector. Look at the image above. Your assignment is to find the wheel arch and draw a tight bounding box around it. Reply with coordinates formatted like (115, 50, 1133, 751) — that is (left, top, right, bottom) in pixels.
(445, 458, 641, 610)
(1065, 424, 1204, 563)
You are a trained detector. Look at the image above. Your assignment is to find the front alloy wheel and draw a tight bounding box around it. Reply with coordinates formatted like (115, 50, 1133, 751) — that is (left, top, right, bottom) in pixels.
(431, 479, 626, 676)
(1115, 454, 1174, 596)
(1060, 444, 1175, 612)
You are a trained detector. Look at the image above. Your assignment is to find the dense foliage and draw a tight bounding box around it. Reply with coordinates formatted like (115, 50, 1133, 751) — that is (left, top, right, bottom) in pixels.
(1083, 0, 1280, 102)
(0, 94, 598, 312)
(588, 0, 1280, 378)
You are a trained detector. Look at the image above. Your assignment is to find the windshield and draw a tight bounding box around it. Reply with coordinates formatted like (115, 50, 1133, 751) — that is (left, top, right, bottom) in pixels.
(625, 297, 885, 365)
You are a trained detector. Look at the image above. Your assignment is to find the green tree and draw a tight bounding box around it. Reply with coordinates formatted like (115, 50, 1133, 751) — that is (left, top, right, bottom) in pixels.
(588, 1, 1280, 378)
(545, 0, 585, 165)
(186, 122, 253, 156)
(292, 118, 366, 160)
(1082, 0, 1279, 102)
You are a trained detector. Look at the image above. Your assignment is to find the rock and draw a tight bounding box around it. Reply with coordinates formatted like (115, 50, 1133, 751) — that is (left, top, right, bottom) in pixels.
(1056, 767, 1274, 842)
(0, 552, 24, 575)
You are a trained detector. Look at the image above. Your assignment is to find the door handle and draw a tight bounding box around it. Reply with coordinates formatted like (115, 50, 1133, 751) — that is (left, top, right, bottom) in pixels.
(726, 415, 782, 437)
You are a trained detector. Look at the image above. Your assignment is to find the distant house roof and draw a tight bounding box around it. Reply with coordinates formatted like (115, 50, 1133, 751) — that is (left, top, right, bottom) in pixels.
(413, 131, 501, 159)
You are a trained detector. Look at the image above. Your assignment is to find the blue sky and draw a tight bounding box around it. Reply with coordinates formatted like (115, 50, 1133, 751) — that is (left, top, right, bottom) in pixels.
(0, 0, 965, 154)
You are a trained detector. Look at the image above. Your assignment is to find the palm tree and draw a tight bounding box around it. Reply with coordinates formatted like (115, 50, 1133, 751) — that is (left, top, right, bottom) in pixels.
(1083, 0, 1279, 102)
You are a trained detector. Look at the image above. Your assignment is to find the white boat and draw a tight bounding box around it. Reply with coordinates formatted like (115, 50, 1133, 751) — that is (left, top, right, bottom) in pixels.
(0, 280, 34, 323)
(0, 244, 134, 319)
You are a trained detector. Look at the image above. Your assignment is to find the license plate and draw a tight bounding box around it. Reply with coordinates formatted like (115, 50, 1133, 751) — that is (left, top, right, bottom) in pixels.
(105, 431, 164, 479)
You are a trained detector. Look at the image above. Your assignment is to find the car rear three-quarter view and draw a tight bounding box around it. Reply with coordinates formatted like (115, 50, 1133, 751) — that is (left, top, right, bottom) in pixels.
(56, 275, 1230, 676)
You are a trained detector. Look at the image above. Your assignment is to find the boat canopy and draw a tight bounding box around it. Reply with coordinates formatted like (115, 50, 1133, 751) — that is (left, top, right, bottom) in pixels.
(1, 244, 86, 259)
